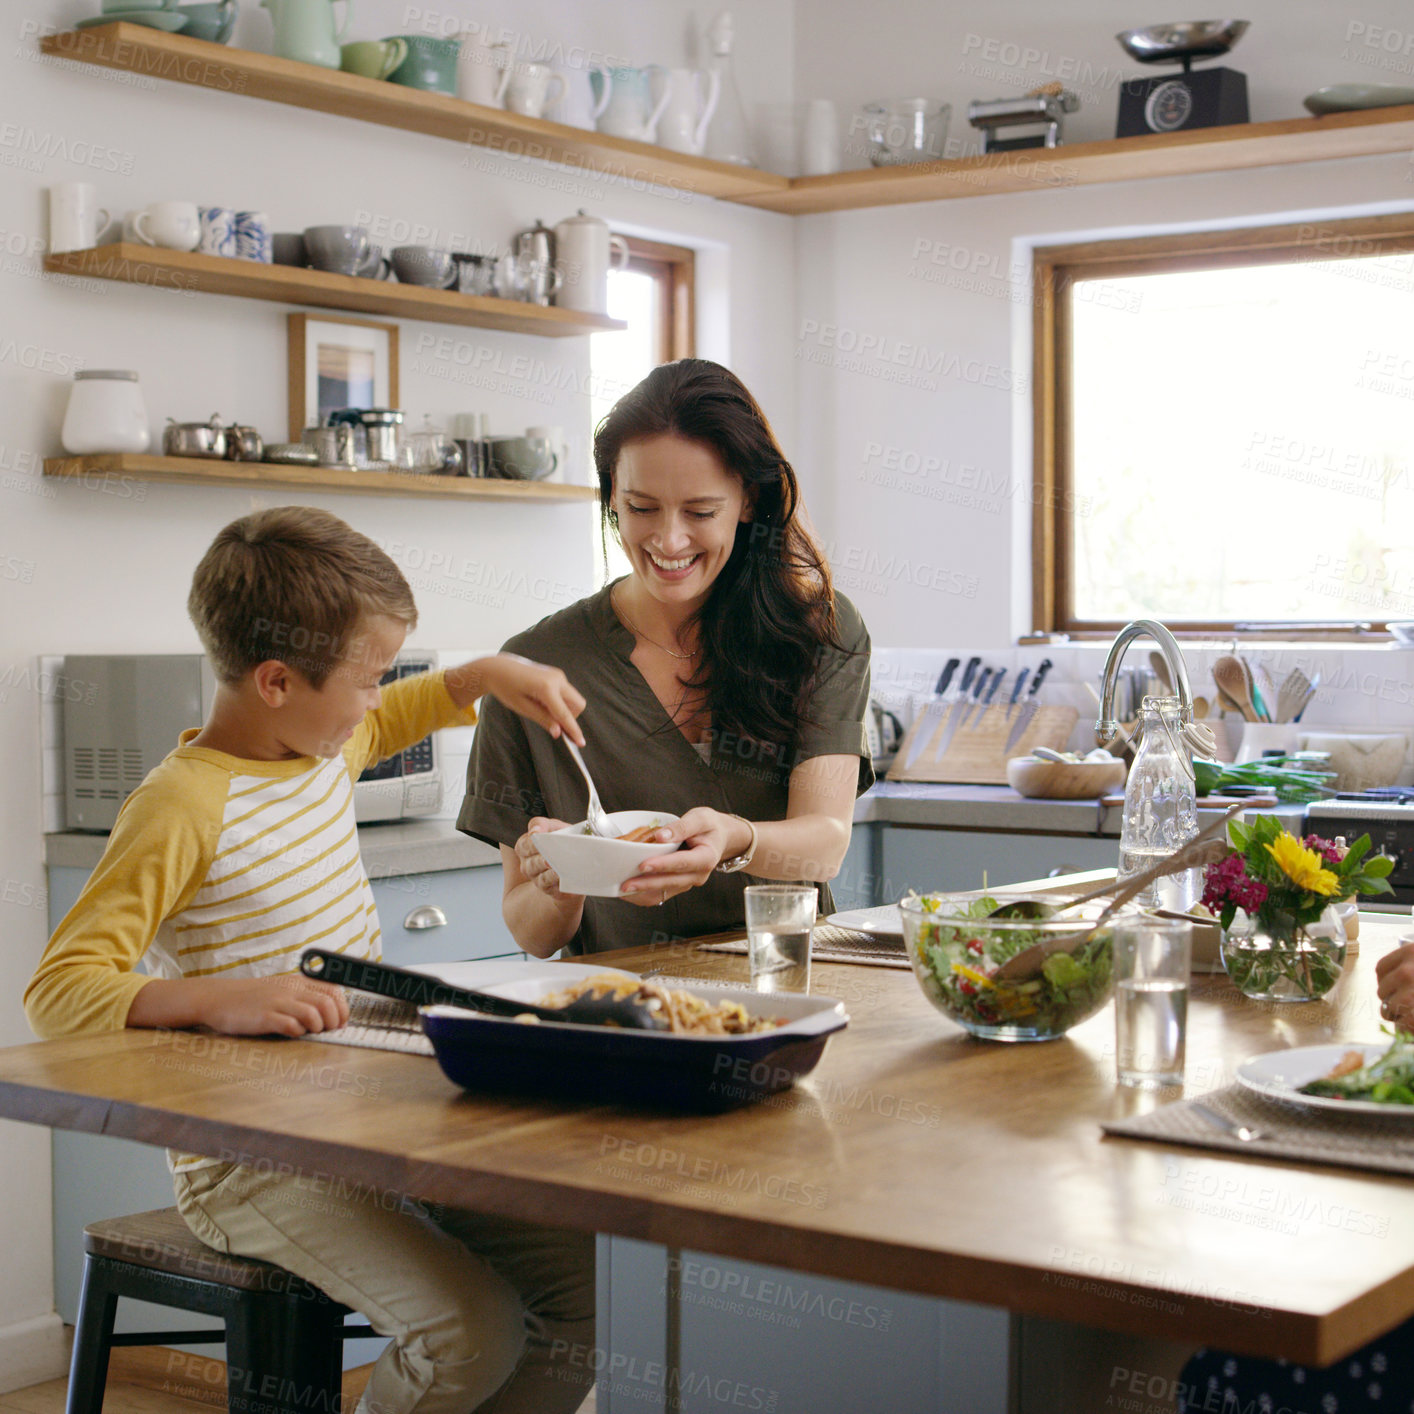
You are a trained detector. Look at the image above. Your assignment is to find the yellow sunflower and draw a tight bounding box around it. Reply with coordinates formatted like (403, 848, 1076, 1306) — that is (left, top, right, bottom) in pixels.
(1266, 833, 1339, 896)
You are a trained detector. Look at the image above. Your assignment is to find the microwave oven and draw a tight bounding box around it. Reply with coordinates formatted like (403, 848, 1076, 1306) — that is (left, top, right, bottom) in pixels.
(62, 653, 443, 831)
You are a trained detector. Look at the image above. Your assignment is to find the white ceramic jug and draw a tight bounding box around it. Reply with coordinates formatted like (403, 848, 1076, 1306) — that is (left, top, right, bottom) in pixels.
(457, 35, 512, 106)
(593, 66, 670, 143)
(654, 67, 721, 155)
(553, 209, 629, 315)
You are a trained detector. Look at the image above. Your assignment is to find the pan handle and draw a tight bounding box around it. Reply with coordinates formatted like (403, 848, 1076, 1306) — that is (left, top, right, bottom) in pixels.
(299, 948, 526, 1018)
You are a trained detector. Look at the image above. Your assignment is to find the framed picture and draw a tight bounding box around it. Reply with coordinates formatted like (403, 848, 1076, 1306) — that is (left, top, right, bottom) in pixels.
(287, 313, 399, 440)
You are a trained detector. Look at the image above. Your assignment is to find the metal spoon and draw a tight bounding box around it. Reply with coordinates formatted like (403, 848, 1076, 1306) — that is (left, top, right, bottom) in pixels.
(301, 949, 671, 1031)
(564, 738, 614, 838)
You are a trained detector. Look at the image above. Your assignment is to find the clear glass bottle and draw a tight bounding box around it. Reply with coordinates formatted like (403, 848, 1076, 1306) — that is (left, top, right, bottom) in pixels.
(1117, 697, 1199, 910)
(703, 11, 755, 166)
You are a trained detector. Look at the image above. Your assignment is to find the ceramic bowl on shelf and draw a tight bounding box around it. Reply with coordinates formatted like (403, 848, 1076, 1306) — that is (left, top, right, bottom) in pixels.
(1304, 84, 1414, 116)
(77, 9, 188, 30)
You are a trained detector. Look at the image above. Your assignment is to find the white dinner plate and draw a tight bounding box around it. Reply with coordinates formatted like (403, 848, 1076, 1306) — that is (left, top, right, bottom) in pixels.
(1235, 1042, 1414, 1117)
(826, 904, 904, 937)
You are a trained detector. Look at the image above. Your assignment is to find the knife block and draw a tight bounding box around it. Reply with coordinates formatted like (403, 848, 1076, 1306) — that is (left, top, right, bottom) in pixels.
(887, 704, 1079, 784)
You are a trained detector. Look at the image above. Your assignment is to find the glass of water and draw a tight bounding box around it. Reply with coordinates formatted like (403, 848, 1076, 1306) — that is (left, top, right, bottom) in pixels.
(744, 885, 817, 991)
(1114, 916, 1192, 1089)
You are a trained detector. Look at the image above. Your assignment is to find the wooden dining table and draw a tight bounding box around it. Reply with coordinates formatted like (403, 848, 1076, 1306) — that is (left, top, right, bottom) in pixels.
(3, 917, 1414, 1386)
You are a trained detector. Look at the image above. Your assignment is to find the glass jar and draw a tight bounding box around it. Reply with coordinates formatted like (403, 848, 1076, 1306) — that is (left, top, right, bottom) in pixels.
(1118, 696, 1198, 910)
(861, 99, 951, 166)
(60, 370, 150, 455)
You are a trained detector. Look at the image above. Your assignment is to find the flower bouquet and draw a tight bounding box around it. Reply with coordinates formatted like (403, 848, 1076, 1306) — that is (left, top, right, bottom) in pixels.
(1201, 814, 1395, 1001)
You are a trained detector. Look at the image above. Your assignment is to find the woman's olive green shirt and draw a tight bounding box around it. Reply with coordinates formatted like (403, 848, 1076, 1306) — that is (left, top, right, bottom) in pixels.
(457, 583, 874, 955)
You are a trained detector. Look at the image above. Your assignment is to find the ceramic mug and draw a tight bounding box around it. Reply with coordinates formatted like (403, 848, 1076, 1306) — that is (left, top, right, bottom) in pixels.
(452, 252, 494, 295)
(234, 210, 272, 262)
(271, 232, 307, 266)
(48, 182, 110, 254)
(387, 35, 460, 95)
(302, 224, 371, 275)
(357, 243, 392, 279)
(341, 38, 407, 80)
(457, 36, 512, 106)
(197, 205, 236, 257)
(132, 201, 200, 251)
(175, 0, 236, 42)
(505, 61, 565, 119)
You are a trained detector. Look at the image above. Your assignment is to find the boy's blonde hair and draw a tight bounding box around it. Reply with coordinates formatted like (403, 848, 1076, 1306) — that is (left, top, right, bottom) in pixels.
(189, 507, 417, 687)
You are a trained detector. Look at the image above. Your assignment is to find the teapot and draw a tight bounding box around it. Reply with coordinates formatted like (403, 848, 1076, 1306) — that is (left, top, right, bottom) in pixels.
(654, 67, 721, 156)
(591, 65, 670, 143)
(260, 0, 353, 70)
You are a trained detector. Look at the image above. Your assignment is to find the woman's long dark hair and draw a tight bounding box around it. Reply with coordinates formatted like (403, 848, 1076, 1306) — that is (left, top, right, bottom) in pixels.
(595, 359, 849, 757)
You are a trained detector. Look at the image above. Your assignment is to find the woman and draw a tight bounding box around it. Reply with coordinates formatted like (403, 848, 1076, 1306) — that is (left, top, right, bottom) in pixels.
(459, 359, 873, 956)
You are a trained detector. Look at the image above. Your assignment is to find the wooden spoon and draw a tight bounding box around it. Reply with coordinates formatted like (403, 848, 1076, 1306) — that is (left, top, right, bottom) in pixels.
(1148, 650, 1174, 695)
(990, 804, 1245, 981)
(1213, 656, 1259, 722)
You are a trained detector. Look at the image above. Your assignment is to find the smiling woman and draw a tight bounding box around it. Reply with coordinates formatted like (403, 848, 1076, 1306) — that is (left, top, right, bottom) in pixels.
(459, 359, 876, 957)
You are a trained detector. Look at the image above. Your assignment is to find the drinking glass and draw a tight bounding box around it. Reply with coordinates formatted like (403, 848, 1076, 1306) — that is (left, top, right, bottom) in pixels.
(1114, 917, 1192, 1088)
(744, 885, 816, 991)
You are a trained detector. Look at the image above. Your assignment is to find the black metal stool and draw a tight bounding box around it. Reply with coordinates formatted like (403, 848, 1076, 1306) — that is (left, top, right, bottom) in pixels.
(67, 1207, 374, 1414)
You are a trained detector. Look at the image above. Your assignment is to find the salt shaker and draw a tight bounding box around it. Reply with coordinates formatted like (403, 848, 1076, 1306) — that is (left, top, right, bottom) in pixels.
(60, 370, 150, 454)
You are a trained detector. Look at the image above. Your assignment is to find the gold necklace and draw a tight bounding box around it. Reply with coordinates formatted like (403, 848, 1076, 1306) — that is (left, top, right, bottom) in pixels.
(612, 586, 699, 661)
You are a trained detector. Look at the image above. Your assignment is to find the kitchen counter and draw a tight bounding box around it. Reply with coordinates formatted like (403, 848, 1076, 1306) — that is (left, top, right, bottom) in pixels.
(853, 779, 1305, 835)
(45, 818, 500, 878)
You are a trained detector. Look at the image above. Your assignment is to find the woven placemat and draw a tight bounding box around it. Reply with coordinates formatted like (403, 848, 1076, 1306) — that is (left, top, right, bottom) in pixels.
(697, 923, 911, 970)
(1102, 1084, 1414, 1177)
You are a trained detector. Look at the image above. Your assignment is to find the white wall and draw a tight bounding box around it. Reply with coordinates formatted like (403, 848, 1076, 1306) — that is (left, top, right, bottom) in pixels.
(0, 0, 794, 1384)
(790, 0, 1414, 646)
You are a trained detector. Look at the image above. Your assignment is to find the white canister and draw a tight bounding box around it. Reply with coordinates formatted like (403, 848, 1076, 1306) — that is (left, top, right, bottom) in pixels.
(799, 99, 841, 176)
(48, 182, 110, 254)
(552, 210, 629, 315)
(60, 370, 151, 455)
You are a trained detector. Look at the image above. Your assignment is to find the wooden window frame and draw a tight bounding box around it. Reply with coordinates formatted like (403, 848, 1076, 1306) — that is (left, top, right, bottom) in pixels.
(1031, 211, 1414, 640)
(619, 236, 695, 363)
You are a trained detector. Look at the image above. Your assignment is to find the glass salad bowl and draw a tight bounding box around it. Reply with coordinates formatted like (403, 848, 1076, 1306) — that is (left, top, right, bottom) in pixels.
(900, 892, 1119, 1042)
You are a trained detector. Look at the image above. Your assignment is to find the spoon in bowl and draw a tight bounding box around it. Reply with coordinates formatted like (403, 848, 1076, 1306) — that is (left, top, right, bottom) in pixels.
(564, 738, 614, 838)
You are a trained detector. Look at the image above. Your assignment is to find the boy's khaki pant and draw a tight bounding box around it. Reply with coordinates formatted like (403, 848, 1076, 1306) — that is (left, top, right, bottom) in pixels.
(174, 1160, 596, 1414)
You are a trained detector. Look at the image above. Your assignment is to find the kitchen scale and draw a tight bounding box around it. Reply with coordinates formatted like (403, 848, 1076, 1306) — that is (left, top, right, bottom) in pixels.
(1115, 19, 1250, 137)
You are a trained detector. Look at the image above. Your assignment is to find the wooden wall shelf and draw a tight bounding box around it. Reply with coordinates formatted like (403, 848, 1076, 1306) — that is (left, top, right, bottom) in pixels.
(44, 454, 599, 503)
(737, 104, 1414, 214)
(39, 26, 1414, 215)
(44, 244, 625, 336)
(38, 25, 789, 204)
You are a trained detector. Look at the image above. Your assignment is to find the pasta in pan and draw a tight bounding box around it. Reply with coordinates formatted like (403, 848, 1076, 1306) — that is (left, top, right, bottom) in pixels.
(535, 974, 781, 1035)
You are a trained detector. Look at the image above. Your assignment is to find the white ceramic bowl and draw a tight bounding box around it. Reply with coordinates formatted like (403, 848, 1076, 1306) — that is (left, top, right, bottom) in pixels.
(531, 810, 681, 898)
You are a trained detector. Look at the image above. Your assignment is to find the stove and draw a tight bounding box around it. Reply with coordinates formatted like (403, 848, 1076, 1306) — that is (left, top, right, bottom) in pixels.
(1306, 791, 1414, 912)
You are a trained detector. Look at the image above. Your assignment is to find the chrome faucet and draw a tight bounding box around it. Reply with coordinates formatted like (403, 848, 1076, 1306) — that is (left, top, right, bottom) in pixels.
(1095, 619, 1193, 748)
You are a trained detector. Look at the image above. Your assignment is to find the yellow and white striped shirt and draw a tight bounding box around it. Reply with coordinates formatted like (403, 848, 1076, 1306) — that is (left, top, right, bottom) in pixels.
(26, 670, 474, 1040)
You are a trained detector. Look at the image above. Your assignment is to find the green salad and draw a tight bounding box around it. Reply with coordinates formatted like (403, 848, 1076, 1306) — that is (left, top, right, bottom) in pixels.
(1299, 1032, 1414, 1105)
(908, 894, 1115, 1037)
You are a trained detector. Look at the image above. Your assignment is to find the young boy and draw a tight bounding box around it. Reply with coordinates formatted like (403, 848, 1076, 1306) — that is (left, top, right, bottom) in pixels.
(26, 507, 595, 1414)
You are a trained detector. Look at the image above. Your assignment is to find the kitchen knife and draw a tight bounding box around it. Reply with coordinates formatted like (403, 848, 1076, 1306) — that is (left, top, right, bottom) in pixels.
(1005, 667, 1030, 721)
(1004, 658, 1052, 752)
(964, 666, 1006, 733)
(936, 663, 989, 757)
(903, 655, 964, 768)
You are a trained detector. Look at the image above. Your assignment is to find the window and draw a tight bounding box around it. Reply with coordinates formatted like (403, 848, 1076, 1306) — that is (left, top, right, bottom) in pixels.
(590, 237, 695, 582)
(1032, 214, 1414, 636)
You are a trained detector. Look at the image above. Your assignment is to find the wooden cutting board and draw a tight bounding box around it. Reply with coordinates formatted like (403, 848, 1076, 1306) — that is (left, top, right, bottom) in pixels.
(887, 703, 1078, 784)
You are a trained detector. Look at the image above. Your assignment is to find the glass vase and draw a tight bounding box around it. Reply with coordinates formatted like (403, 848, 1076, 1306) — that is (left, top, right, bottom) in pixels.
(1219, 907, 1348, 1002)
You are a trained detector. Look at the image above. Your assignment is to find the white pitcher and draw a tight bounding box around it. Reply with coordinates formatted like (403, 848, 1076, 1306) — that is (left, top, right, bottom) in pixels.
(593, 65, 670, 143)
(553, 209, 629, 315)
(457, 35, 512, 107)
(654, 67, 721, 156)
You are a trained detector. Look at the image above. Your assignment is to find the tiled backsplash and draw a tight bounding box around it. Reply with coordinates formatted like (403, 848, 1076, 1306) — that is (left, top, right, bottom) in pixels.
(871, 642, 1414, 783)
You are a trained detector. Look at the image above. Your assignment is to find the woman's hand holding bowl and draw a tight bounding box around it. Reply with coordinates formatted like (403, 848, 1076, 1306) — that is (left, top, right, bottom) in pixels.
(517, 817, 579, 901)
(619, 807, 745, 906)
